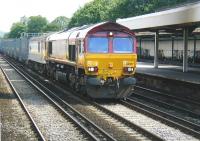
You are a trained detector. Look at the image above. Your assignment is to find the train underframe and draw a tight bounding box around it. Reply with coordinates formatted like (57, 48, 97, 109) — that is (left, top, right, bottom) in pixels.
(30, 61, 136, 99)
(86, 76, 136, 99)
(27, 60, 46, 74)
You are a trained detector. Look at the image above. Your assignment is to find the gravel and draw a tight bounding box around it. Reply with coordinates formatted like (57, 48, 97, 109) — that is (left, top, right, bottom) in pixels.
(2, 64, 89, 141)
(0, 66, 37, 141)
(134, 89, 200, 114)
(131, 96, 200, 125)
(102, 103, 199, 141)
(25, 67, 152, 140)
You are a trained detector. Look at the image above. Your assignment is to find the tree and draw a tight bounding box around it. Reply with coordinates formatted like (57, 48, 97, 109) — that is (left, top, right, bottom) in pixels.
(68, 0, 190, 28)
(43, 23, 59, 32)
(51, 16, 70, 30)
(8, 22, 26, 38)
(20, 16, 29, 25)
(27, 15, 48, 33)
(3, 33, 9, 39)
(68, 0, 115, 28)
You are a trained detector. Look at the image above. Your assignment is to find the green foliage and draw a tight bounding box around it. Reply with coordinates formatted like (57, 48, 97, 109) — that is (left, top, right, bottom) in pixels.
(51, 16, 70, 30)
(27, 16, 48, 33)
(43, 23, 60, 32)
(68, 0, 190, 28)
(68, 0, 115, 28)
(20, 16, 29, 25)
(7, 15, 69, 38)
(3, 33, 9, 39)
(7, 0, 191, 38)
(8, 22, 27, 38)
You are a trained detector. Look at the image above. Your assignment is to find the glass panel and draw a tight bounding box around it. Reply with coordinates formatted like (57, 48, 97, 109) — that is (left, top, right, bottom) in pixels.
(48, 42, 52, 54)
(88, 37, 108, 53)
(113, 37, 133, 53)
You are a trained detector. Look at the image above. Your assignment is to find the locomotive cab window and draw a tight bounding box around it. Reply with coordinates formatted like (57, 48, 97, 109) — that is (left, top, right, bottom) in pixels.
(113, 37, 133, 53)
(88, 37, 108, 53)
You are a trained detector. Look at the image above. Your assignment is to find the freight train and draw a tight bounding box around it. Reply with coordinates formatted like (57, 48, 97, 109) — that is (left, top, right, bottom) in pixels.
(0, 22, 137, 99)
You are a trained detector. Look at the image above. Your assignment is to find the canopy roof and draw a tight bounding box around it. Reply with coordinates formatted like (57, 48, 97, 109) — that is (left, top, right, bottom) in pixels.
(117, 2, 200, 32)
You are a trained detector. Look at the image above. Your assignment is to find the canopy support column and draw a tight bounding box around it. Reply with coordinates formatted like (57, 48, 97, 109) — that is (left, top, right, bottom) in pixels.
(154, 31, 159, 68)
(193, 36, 196, 64)
(172, 37, 174, 60)
(139, 38, 142, 59)
(183, 27, 188, 72)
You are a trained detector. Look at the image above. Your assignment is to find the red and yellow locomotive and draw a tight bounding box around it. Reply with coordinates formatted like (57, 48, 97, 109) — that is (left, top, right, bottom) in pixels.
(27, 22, 137, 99)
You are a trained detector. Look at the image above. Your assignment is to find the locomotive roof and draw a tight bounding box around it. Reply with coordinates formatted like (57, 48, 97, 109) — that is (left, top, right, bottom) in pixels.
(47, 22, 132, 41)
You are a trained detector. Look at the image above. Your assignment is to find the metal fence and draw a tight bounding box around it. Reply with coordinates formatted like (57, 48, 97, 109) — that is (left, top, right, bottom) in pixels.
(139, 48, 200, 63)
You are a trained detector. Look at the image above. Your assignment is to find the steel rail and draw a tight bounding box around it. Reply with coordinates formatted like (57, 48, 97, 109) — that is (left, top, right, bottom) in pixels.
(6, 57, 163, 141)
(0, 65, 46, 141)
(135, 85, 200, 107)
(132, 92, 200, 118)
(91, 101, 164, 141)
(4, 57, 116, 141)
(122, 98, 200, 139)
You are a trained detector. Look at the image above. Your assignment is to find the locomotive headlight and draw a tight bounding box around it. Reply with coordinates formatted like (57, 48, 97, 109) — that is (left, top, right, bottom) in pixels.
(124, 67, 134, 73)
(88, 66, 98, 72)
(127, 67, 134, 72)
(108, 32, 114, 37)
(90, 67, 94, 71)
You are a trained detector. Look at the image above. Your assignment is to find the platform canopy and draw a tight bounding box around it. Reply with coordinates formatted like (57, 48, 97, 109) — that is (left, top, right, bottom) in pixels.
(117, 2, 200, 32)
(117, 2, 200, 73)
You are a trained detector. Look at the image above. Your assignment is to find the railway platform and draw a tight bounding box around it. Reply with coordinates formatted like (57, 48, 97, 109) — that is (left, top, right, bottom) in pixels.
(136, 62, 200, 84)
(135, 62, 200, 101)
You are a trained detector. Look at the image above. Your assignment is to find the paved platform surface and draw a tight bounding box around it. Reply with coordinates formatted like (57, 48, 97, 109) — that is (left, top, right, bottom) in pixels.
(136, 62, 200, 84)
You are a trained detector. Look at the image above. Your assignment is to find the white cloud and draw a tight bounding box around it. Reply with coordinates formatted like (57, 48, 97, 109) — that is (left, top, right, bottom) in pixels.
(0, 0, 92, 32)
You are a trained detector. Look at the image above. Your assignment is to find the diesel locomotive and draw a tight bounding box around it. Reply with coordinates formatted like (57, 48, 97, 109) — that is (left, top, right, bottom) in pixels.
(1, 22, 137, 99)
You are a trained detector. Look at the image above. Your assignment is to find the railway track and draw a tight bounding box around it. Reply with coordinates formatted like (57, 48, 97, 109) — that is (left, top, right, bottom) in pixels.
(135, 85, 200, 108)
(134, 86, 200, 122)
(99, 101, 199, 141)
(0, 57, 115, 141)
(5, 56, 200, 141)
(5, 57, 163, 141)
(0, 59, 45, 141)
(125, 86, 200, 138)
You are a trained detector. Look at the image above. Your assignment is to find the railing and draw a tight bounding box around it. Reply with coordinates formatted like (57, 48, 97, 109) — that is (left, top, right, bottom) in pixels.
(20, 32, 47, 38)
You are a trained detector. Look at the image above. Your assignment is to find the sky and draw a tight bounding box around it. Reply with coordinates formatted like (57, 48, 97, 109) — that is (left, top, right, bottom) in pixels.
(0, 0, 92, 32)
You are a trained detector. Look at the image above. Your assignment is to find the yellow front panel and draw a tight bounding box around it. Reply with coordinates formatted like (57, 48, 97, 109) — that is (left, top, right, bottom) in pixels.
(84, 53, 137, 80)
